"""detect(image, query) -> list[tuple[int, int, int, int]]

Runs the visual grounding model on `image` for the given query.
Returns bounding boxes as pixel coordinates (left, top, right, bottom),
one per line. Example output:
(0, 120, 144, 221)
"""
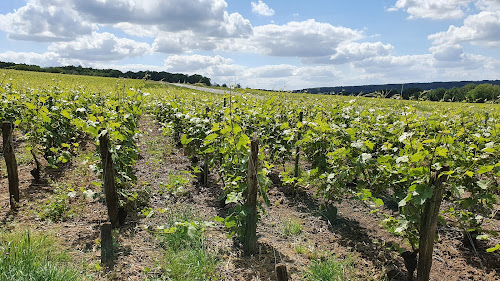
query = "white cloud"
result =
(429, 11, 500, 47)
(295, 66, 340, 81)
(0, 0, 95, 41)
(349, 49, 500, 85)
(249, 19, 363, 57)
(74, 0, 252, 38)
(246, 65, 296, 78)
(113, 23, 160, 38)
(86, 63, 166, 73)
(388, 0, 472, 20)
(0, 51, 60, 66)
(152, 31, 219, 54)
(48, 32, 151, 61)
(0, 0, 252, 42)
(329, 42, 394, 64)
(160, 54, 341, 89)
(251, 1, 275, 17)
(164, 54, 232, 72)
(475, 0, 500, 11)
(430, 43, 464, 61)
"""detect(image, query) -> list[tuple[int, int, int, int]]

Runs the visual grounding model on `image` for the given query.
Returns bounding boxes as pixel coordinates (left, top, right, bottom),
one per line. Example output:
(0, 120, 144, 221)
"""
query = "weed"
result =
(40, 182, 73, 222)
(293, 242, 328, 260)
(294, 244, 307, 254)
(0, 230, 82, 280)
(159, 172, 192, 196)
(281, 218, 303, 236)
(156, 206, 221, 280)
(305, 255, 357, 281)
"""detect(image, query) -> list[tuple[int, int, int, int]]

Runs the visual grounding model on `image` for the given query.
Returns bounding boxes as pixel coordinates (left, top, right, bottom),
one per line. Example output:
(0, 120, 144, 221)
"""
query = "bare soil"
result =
(1, 116, 499, 280)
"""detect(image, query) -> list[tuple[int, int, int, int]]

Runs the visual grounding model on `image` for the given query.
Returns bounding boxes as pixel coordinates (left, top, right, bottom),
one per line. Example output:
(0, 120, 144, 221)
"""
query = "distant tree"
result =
(443, 87, 459, 102)
(402, 88, 422, 100)
(200, 77, 211, 86)
(425, 88, 446, 101)
(108, 69, 122, 78)
(466, 84, 500, 103)
(0, 61, 16, 68)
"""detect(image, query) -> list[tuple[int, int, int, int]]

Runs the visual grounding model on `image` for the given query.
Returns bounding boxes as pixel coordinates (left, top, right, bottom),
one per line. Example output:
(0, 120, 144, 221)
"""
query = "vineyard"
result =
(0, 69, 499, 280)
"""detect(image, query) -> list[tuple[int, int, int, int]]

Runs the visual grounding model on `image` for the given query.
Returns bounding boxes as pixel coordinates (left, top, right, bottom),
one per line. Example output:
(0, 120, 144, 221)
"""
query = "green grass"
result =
(0, 231, 82, 281)
(281, 218, 303, 236)
(156, 206, 221, 280)
(305, 255, 357, 281)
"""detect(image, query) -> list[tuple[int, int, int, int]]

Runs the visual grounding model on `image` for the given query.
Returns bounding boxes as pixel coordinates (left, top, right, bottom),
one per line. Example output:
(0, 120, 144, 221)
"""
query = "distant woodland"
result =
(0, 61, 211, 86)
(2, 60, 499, 103)
(298, 80, 500, 103)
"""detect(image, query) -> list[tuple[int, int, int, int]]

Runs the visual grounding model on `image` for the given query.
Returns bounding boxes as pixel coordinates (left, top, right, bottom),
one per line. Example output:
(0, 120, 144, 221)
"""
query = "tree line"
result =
(299, 83, 500, 104)
(0, 61, 211, 86)
(368, 84, 500, 103)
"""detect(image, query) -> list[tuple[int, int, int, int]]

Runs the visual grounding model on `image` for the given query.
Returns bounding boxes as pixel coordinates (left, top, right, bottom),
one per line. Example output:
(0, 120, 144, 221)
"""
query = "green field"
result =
(1, 69, 499, 280)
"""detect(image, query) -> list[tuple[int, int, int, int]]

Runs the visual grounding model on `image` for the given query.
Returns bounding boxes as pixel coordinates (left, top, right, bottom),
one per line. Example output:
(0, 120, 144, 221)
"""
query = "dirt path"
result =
(171, 83, 231, 95)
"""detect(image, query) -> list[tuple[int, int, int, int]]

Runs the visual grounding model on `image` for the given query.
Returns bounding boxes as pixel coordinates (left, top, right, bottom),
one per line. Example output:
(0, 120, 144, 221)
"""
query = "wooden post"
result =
(244, 135, 259, 255)
(202, 106, 210, 186)
(416, 164, 449, 281)
(276, 264, 289, 281)
(2, 121, 19, 210)
(202, 156, 209, 186)
(101, 222, 113, 266)
(294, 111, 303, 178)
(99, 131, 119, 227)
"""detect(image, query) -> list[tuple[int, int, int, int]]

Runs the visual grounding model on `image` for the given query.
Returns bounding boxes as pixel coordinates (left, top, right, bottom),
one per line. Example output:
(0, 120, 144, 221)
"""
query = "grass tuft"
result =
(281, 218, 303, 237)
(0, 230, 81, 281)
(155, 206, 221, 280)
(305, 255, 357, 281)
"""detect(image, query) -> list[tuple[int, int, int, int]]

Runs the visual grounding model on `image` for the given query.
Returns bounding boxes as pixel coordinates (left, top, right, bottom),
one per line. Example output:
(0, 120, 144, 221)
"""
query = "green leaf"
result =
(111, 131, 126, 142)
(61, 109, 71, 119)
(410, 152, 425, 163)
(224, 219, 236, 229)
(409, 167, 424, 177)
(476, 234, 489, 240)
(465, 171, 474, 178)
(237, 134, 250, 149)
(364, 140, 374, 150)
(181, 134, 192, 145)
(487, 244, 500, 253)
(482, 147, 495, 153)
(477, 180, 490, 190)
(435, 147, 448, 157)
(394, 220, 408, 235)
(204, 133, 218, 143)
(477, 165, 494, 175)
(413, 184, 433, 205)
(212, 216, 225, 223)
(374, 198, 384, 207)
(437, 215, 446, 226)
(345, 128, 356, 137)
(398, 194, 411, 207)
(233, 124, 242, 135)
(25, 102, 36, 110)
(225, 191, 243, 204)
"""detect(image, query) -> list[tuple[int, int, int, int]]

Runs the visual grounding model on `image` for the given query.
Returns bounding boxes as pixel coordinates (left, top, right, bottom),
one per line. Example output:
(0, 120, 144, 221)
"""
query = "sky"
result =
(0, 0, 499, 90)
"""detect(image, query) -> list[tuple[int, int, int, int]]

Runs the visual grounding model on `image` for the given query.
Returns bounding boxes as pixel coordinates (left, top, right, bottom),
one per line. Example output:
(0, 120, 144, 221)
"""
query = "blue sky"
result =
(0, 0, 499, 90)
